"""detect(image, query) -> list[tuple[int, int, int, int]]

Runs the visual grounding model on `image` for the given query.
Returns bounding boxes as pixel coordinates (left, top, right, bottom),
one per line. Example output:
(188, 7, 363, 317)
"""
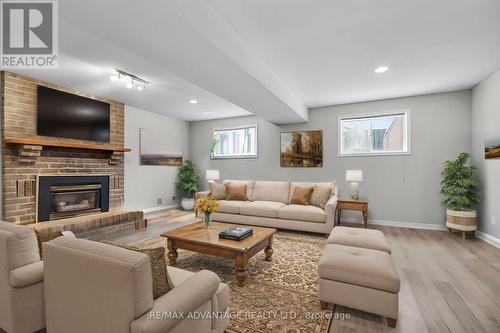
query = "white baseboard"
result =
(341, 217, 447, 231)
(342, 218, 500, 249)
(142, 204, 179, 214)
(476, 231, 500, 249)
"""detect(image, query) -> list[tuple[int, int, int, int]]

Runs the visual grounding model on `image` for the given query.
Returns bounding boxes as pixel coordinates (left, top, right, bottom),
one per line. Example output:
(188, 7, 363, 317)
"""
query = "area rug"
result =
(132, 232, 332, 333)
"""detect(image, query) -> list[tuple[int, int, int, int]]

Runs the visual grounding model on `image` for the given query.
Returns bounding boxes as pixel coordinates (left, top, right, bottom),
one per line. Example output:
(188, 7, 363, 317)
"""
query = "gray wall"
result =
(125, 106, 190, 211)
(190, 90, 472, 227)
(472, 69, 500, 239)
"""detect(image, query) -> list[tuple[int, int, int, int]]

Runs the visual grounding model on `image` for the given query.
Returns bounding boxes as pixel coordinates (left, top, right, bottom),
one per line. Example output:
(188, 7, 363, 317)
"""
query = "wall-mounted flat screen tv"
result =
(37, 86, 110, 142)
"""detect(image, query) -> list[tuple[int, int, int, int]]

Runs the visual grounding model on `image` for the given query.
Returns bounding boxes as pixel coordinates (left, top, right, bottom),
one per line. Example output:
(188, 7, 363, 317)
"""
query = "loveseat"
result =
(196, 180, 338, 235)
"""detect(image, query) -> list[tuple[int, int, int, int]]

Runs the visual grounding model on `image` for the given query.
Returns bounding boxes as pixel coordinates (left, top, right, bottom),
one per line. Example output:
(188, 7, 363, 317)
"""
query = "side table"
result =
(336, 197, 369, 228)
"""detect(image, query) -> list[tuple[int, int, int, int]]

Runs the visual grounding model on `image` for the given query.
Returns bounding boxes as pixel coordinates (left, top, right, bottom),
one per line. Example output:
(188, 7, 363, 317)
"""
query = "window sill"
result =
(211, 155, 258, 160)
(338, 152, 412, 157)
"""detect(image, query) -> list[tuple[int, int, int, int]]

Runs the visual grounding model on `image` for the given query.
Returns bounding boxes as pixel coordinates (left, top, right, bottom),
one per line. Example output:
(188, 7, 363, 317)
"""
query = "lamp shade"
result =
(205, 169, 220, 181)
(345, 170, 363, 182)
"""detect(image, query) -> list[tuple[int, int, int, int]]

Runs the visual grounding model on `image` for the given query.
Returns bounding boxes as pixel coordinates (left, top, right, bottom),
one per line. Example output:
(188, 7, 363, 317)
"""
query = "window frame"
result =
(338, 109, 411, 157)
(211, 124, 258, 159)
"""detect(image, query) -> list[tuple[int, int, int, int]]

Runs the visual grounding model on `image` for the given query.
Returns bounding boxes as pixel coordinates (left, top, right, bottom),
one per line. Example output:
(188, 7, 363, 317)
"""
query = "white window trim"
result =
(211, 124, 258, 159)
(338, 109, 412, 157)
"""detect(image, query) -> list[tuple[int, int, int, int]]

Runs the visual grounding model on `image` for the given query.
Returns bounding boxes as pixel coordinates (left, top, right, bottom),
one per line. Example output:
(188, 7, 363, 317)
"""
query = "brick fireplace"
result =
(1, 72, 126, 224)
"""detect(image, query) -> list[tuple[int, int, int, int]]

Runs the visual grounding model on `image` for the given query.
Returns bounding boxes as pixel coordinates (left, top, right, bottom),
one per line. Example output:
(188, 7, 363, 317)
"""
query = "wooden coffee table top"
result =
(161, 221, 276, 253)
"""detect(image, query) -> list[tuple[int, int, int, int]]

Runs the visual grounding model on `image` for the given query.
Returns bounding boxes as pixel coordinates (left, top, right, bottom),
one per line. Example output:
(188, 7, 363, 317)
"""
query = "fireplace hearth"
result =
(37, 175, 110, 222)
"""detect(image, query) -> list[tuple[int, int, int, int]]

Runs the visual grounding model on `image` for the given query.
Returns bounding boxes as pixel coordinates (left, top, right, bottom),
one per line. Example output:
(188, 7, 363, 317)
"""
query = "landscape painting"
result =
(485, 138, 500, 159)
(140, 128, 183, 166)
(280, 130, 323, 167)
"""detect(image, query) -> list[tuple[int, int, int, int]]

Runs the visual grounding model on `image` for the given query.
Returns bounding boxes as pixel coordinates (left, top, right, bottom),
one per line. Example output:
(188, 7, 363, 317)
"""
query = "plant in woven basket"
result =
(440, 152, 479, 211)
(176, 160, 200, 210)
(195, 196, 220, 228)
(441, 152, 479, 239)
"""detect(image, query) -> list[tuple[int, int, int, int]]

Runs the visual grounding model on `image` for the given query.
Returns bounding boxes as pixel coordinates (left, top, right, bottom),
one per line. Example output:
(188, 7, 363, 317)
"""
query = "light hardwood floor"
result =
(329, 224, 500, 333)
(102, 211, 500, 333)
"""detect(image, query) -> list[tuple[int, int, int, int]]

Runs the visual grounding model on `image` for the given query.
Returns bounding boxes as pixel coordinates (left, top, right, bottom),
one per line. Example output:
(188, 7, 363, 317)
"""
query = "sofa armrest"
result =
(9, 261, 44, 288)
(324, 195, 338, 233)
(131, 270, 220, 333)
(195, 191, 211, 200)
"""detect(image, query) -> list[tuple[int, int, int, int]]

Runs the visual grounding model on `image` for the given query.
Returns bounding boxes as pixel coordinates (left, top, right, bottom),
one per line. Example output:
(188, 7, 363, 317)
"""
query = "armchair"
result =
(0, 222, 45, 333)
(43, 237, 226, 333)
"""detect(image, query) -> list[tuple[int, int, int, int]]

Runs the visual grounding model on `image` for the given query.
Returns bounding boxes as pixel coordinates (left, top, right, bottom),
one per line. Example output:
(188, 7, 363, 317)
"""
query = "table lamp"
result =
(205, 169, 220, 183)
(345, 170, 363, 199)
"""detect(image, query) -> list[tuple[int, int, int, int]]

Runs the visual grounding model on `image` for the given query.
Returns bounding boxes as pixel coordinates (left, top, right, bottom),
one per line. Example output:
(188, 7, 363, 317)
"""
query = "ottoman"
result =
(319, 244, 400, 327)
(326, 226, 391, 254)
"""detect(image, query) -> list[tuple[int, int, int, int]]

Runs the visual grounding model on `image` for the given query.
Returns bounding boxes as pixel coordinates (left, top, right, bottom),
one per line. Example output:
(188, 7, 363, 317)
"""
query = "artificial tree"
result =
(440, 152, 479, 238)
(176, 160, 200, 210)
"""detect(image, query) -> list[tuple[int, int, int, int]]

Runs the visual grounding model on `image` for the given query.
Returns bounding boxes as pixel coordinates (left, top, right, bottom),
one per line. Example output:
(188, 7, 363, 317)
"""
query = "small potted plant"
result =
(195, 196, 220, 228)
(440, 152, 479, 239)
(176, 160, 200, 210)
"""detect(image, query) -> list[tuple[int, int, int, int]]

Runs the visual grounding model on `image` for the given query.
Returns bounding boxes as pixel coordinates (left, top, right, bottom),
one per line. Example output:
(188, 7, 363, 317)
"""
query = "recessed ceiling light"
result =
(189, 99, 198, 104)
(374, 66, 389, 73)
(203, 111, 214, 115)
(109, 75, 119, 82)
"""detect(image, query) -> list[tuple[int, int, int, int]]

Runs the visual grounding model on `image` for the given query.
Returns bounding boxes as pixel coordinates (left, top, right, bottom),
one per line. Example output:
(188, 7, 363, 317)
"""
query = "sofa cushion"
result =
(251, 181, 290, 204)
(0, 222, 41, 271)
(310, 185, 332, 209)
(290, 186, 313, 205)
(226, 184, 247, 201)
(210, 182, 227, 200)
(216, 200, 247, 214)
(319, 244, 400, 293)
(278, 204, 326, 223)
(288, 182, 336, 203)
(223, 180, 255, 201)
(240, 201, 286, 218)
(327, 226, 391, 254)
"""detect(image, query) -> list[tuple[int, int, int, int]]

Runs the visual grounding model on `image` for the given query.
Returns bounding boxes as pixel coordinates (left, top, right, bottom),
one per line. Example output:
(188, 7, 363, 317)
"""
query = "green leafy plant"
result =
(210, 137, 219, 158)
(176, 160, 200, 198)
(440, 152, 479, 211)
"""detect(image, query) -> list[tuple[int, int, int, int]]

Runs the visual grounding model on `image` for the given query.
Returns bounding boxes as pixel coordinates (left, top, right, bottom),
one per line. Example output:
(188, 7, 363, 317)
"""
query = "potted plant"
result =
(176, 160, 200, 210)
(440, 152, 479, 239)
(195, 196, 220, 228)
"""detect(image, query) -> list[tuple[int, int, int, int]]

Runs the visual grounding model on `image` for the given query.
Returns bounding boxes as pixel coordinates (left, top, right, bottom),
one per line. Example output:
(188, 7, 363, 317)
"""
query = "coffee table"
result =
(161, 221, 276, 287)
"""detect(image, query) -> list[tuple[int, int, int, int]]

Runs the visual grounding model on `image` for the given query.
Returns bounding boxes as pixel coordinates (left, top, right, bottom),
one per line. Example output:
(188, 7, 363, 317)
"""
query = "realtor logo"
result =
(1, 0, 58, 68)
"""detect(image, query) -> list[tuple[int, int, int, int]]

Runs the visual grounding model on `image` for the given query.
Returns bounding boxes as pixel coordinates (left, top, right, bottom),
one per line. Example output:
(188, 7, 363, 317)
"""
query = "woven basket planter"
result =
(446, 209, 477, 239)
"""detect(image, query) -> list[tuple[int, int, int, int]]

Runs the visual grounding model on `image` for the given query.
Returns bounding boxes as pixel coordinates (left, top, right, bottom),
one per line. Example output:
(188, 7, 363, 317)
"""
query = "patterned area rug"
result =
(133, 232, 331, 333)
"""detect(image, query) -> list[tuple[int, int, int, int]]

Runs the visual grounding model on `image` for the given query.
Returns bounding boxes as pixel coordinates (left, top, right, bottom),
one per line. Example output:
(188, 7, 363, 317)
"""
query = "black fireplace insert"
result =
(37, 175, 109, 222)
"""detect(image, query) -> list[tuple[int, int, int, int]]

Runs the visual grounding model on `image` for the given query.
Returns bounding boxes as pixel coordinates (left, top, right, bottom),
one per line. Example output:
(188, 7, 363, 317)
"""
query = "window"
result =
(212, 125, 257, 158)
(339, 110, 410, 156)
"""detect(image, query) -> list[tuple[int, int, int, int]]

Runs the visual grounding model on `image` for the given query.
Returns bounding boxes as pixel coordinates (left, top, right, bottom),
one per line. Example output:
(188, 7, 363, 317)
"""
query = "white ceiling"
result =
(6, 0, 500, 123)
(207, 0, 500, 108)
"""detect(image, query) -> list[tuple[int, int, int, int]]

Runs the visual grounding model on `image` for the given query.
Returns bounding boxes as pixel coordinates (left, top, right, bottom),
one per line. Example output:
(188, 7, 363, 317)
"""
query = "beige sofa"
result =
(197, 180, 338, 235)
(43, 236, 229, 333)
(0, 222, 45, 333)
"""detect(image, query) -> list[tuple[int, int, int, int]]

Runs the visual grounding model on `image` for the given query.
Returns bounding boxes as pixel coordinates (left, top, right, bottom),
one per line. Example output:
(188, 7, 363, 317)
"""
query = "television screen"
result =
(37, 86, 110, 142)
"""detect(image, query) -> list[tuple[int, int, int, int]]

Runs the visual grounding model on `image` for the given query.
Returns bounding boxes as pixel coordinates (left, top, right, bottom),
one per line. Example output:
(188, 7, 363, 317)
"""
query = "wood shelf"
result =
(4, 137, 131, 152)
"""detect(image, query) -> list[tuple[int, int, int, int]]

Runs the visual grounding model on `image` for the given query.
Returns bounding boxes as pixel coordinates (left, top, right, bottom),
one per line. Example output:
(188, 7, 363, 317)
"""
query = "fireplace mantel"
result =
(4, 137, 131, 152)
(4, 137, 131, 165)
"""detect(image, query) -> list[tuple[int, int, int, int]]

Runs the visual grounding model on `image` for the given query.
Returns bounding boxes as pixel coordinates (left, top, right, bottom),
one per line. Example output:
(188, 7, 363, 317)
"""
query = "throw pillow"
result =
(36, 230, 63, 257)
(310, 185, 332, 209)
(226, 184, 247, 201)
(290, 186, 314, 205)
(126, 246, 173, 299)
(210, 182, 227, 200)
